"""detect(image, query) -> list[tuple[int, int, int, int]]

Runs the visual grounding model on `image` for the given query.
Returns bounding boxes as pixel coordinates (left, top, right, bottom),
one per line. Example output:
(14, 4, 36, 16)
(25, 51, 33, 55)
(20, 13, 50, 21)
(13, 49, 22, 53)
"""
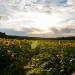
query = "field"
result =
(0, 38, 75, 75)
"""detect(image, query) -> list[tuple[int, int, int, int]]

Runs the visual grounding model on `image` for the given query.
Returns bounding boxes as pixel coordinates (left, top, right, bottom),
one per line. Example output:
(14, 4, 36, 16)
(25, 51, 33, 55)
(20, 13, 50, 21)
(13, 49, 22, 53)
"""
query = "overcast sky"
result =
(0, 0, 75, 37)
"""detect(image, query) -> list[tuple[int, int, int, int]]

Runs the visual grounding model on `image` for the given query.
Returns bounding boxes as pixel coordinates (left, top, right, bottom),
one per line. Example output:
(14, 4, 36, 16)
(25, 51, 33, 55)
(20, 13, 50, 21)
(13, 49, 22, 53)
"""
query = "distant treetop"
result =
(0, 32, 6, 38)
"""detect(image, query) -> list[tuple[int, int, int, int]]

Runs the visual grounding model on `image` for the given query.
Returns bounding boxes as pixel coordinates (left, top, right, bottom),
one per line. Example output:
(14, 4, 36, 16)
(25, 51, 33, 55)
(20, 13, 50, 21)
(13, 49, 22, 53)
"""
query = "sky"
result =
(0, 0, 75, 37)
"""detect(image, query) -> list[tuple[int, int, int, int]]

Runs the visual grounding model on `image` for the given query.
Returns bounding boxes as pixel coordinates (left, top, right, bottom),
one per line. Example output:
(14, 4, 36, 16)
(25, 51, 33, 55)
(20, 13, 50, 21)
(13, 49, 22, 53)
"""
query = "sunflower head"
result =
(3, 40, 10, 46)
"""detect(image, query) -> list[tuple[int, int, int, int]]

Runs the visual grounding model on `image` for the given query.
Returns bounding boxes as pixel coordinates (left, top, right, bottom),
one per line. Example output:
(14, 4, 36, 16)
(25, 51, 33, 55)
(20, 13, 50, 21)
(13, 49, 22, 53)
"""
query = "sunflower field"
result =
(0, 38, 75, 75)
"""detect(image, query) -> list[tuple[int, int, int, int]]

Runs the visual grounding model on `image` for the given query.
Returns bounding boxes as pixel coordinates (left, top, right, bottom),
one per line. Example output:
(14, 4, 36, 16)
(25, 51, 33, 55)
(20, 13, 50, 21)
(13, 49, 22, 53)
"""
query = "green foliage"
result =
(0, 39, 75, 75)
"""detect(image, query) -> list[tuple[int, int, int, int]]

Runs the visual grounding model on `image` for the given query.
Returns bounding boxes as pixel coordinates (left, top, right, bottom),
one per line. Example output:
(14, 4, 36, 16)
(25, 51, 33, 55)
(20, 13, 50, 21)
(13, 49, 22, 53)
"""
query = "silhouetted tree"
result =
(0, 32, 7, 38)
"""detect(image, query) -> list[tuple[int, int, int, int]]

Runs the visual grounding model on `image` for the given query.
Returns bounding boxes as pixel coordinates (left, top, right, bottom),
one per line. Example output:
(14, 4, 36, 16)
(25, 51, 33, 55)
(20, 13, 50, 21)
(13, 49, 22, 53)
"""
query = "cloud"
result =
(50, 24, 75, 37)
(21, 27, 42, 34)
(0, 16, 8, 21)
(0, 27, 43, 36)
(0, 28, 25, 36)
(0, 0, 75, 37)
(0, 25, 75, 38)
(67, 0, 75, 5)
(0, 27, 53, 38)
(0, 0, 68, 15)
(32, 0, 67, 6)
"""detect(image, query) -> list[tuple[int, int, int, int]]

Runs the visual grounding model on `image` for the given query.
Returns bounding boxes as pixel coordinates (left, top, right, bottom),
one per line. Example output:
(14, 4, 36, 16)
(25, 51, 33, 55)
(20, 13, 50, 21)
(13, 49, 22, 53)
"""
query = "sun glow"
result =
(31, 30, 52, 34)
(29, 12, 64, 30)
(9, 11, 63, 30)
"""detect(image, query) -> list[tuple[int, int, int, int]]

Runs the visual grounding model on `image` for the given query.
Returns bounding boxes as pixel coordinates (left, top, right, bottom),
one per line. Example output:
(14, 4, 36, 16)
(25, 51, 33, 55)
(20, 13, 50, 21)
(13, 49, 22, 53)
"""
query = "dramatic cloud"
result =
(0, 0, 75, 37)
(50, 24, 75, 37)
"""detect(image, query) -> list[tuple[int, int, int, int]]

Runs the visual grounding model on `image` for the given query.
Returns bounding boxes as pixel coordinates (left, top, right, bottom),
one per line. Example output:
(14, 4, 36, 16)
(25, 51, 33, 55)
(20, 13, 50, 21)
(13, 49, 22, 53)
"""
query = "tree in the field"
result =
(0, 32, 6, 38)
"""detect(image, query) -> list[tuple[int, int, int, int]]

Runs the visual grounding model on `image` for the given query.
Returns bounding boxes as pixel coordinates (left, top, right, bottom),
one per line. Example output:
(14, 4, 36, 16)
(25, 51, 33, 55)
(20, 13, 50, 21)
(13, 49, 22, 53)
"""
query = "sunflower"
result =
(3, 40, 10, 46)
(11, 40, 16, 45)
